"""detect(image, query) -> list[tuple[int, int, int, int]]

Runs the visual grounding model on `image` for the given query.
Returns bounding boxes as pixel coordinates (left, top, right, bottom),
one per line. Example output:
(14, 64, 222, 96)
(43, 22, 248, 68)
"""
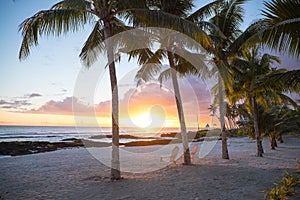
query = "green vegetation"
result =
(264, 171, 299, 200)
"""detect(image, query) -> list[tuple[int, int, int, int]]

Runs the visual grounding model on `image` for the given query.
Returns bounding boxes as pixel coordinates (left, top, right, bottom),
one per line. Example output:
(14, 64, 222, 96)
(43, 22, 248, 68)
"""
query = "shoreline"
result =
(2, 130, 297, 157)
(0, 138, 184, 156)
(0, 130, 213, 156)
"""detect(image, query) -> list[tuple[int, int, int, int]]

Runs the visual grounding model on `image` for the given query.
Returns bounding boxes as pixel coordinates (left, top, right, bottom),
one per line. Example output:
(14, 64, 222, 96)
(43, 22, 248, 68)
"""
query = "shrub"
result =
(266, 183, 287, 200)
(264, 172, 299, 200)
(280, 172, 299, 195)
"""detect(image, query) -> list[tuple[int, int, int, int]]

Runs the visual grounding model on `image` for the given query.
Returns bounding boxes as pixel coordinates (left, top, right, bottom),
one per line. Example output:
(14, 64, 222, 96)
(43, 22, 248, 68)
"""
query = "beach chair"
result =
(160, 146, 179, 164)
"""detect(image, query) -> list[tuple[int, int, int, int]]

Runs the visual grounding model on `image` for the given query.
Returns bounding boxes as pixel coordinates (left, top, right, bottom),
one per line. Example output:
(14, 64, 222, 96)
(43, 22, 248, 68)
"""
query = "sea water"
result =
(0, 125, 182, 143)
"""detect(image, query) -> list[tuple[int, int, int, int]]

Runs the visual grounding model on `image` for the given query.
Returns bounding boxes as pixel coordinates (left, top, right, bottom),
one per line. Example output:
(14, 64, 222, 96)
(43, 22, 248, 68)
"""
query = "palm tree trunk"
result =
(104, 21, 121, 180)
(167, 52, 191, 165)
(252, 96, 263, 157)
(270, 133, 277, 150)
(218, 74, 229, 159)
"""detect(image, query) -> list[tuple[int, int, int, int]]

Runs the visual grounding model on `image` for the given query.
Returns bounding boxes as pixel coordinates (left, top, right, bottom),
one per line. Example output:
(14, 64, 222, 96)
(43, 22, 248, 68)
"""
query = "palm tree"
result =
(18, 0, 149, 180)
(229, 46, 298, 156)
(203, 0, 253, 159)
(133, 0, 217, 165)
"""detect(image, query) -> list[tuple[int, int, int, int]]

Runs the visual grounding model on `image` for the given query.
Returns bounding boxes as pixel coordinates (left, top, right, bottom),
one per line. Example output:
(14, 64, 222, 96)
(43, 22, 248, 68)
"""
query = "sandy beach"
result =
(1, 135, 300, 200)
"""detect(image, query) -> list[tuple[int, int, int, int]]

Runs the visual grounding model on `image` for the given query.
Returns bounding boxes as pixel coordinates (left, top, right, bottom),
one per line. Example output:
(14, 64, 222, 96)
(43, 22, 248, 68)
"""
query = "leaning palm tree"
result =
(133, 0, 218, 165)
(18, 0, 149, 180)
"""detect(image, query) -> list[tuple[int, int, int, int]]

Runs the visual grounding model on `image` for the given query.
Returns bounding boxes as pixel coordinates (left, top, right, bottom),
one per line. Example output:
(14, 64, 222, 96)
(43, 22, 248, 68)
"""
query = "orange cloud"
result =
(20, 77, 213, 128)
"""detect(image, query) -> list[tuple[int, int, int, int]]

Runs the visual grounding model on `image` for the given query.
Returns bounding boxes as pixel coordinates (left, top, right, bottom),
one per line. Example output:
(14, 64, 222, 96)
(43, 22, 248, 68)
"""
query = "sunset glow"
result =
(131, 113, 151, 128)
(0, 80, 213, 128)
(0, 1, 222, 129)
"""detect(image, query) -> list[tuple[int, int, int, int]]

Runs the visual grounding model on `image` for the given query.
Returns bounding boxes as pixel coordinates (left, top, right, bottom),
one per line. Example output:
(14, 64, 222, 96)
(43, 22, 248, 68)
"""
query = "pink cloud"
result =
(28, 97, 93, 115)
(26, 77, 212, 123)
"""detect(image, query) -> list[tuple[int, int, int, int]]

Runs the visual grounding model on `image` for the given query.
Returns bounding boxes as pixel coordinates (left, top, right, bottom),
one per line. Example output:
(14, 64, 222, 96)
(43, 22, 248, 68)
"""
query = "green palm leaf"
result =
(187, 0, 222, 22)
(260, 0, 300, 58)
(19, 7, 93, 60)
(262, 69, 300, 92)
(131, 9, 211, 49)
(79, 21, 105, 67)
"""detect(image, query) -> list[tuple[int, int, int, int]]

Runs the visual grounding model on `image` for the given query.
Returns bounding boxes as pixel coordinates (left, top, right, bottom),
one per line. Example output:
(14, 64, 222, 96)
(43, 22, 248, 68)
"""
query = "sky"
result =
(0, 0, 299, 128)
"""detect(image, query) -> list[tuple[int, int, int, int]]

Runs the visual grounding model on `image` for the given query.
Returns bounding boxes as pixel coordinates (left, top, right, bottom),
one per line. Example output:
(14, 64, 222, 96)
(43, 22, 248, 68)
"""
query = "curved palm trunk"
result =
(218, 74, 229, 159)
(167, 52, 191, 165)
(252, 96, 263, 157)
(104, 21, 121, 180)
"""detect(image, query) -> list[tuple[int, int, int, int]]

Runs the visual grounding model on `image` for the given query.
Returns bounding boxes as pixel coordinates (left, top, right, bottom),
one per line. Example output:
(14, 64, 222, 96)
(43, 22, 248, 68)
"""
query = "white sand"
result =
(0, 135, 300, 200)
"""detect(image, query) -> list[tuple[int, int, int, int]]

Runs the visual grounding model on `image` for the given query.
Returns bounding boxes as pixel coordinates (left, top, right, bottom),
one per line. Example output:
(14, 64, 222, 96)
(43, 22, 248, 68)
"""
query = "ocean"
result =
(0, 125, 185, 143)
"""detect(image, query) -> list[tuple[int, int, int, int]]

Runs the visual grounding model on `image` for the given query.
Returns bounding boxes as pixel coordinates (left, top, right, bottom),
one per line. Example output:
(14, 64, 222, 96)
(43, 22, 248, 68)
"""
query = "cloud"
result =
(0, 93, 42, 110)
(28, 97, 93, 115)
(61, 88, 67, 93)
(26, 93, 42, 98)
(1, 106, 15, 109)
(21, 77, 213, 126)
(0, 100, 9, 105)
(0, 99, 31, 109)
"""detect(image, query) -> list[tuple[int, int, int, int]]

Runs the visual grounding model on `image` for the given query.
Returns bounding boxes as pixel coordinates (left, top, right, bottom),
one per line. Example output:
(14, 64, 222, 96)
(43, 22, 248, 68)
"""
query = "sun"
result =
(131, 113, 152, 128)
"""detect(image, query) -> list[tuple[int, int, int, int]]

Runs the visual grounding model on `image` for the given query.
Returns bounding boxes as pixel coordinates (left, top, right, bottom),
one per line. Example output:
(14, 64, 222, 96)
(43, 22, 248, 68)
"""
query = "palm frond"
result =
(160, 0, 193, 18)
(216, 60, 234, 93)
(259, 53, 281, 68)
(116, 0, 149, 26)
(51, 0, 92, 11)
(229, 20, 267, 55)
(197, 21, 226, 42)
(116, 0, 148, 11)
(211, 0, 247, 43)
(231, 57, 256, 73)
(260, 0, 300, 58)
(128, 48, 161, 66)
(79, 20, 105, 67)
(134, 48, 166, 86)
(158, 68, 172, 86)
(275, 93, 298, 108)
(171, 47, 210, 78)
(187, 0, 222, 22)
(131, 9, 211, 49)
(19, 8, 93, 60)
(261, 69, 300, 92)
